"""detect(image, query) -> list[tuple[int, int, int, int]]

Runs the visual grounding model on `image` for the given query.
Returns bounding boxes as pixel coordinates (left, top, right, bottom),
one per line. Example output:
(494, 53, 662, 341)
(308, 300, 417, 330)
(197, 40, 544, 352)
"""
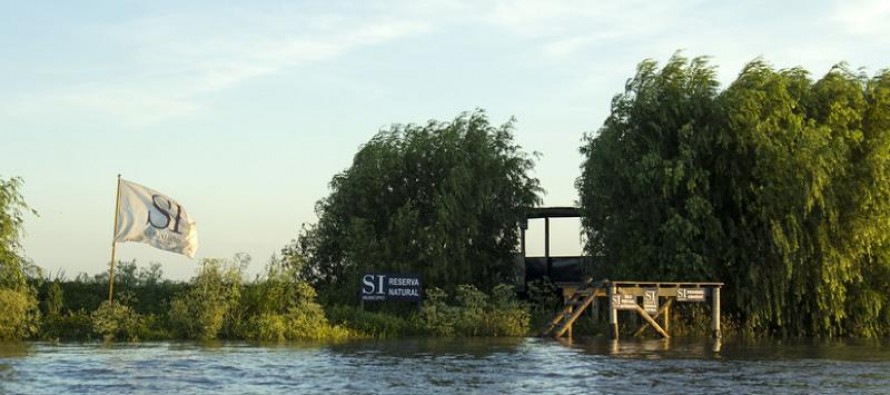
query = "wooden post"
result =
(591, 295, 600, 324)
(566, 304, 574, 338)
(712, 287, 722, 339)
(544, 217, 551, 278)
(664, 298, 670, 335)
(608, 284, 618, 340)
(108, 174, 122, 304)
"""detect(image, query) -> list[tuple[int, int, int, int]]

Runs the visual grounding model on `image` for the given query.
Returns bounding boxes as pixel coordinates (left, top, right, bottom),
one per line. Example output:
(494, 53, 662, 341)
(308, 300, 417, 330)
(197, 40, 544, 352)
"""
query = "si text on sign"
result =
(361, 273, 422, 302)
(643, 288, 658, 314)
(613, 294, 638, 310)
(677, 288, 706, 302)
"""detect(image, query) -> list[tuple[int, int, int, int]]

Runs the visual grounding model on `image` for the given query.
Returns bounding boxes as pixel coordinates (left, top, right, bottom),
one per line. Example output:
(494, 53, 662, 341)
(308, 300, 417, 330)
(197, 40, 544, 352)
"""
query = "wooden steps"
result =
(539, 279, 603, 338)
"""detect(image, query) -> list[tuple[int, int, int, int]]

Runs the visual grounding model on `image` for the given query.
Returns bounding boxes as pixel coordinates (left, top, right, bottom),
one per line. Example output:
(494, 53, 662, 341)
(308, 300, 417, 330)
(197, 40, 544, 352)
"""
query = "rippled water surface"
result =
(2, 338, 889, 394)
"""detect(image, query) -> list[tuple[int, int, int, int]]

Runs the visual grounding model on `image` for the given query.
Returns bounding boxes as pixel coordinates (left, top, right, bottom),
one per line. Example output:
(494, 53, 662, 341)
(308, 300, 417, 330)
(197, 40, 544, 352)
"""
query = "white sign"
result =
(613, 294, 638, 310)
(361, 273, 422, 302)
(677, 288, 706, 302)
(643, 288, 658, 314)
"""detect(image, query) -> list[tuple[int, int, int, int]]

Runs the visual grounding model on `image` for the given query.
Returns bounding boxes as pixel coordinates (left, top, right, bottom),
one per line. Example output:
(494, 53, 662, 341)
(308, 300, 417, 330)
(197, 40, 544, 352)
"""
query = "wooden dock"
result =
(539, 279, 723, 340)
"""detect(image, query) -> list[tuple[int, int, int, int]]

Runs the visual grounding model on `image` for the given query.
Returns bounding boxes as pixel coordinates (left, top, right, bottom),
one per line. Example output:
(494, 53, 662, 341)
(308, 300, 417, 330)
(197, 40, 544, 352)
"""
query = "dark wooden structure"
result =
(519, 206, 593, 284)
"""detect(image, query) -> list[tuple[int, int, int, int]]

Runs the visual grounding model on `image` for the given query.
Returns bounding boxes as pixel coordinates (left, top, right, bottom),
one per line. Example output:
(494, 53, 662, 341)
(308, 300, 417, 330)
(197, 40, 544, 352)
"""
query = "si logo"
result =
(147, 194, 184, 234)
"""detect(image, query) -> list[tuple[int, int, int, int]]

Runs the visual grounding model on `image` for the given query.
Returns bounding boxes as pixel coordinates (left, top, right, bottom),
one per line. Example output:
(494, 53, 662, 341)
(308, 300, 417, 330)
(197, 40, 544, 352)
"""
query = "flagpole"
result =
(108, 174, 122, 304)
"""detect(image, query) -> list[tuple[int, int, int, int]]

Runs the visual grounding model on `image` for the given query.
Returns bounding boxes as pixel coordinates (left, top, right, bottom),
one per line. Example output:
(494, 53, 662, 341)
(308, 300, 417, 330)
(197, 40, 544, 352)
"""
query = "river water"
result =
(1, 337, 889, 394)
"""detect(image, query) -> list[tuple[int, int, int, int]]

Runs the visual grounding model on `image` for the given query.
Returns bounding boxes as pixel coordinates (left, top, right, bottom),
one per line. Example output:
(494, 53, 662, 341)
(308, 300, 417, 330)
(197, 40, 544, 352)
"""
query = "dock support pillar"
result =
(544, 217, 551, 278)
(608, 284, 618, 340)
(566, 304, 574, 339)
(711, 287, 722, 339)
(591, 296, 600, 324)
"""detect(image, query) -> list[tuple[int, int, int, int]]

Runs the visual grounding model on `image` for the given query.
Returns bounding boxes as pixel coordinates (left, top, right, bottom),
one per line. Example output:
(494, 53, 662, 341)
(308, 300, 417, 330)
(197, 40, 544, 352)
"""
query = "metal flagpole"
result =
(108, 174, 122, 304)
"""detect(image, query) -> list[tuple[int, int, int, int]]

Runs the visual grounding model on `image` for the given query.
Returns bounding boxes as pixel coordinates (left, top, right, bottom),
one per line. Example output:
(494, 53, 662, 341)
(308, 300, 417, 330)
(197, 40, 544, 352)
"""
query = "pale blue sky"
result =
(3, 0, 888, 280)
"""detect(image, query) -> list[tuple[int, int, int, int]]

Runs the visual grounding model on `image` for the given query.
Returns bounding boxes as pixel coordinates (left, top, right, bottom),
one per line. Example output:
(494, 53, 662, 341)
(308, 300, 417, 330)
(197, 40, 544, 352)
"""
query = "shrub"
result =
(247, 313, 288, 342)
(419, 284, 529, 337)
(454, 285, 488, 336)
(420, 287, 457, 336)
(168, 257, 243, 340)
(326, 305, 417, 338)
(0, 288, 39, 341)
(53, 309, 93, 340)
(238, 257, 352, 341)
(487, 284, 530, 336)
(91, 301, 143, 342)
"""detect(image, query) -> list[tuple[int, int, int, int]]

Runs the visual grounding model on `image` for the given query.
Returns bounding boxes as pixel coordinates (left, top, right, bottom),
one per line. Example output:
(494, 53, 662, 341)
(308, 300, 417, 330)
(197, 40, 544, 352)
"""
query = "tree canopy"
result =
(290, 110, 542, 303)
(578, 54, 890, 336)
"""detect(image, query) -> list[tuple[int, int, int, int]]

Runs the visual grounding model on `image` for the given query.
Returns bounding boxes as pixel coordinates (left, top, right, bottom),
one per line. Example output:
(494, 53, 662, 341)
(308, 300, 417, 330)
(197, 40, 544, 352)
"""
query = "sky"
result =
(2, 0, 889, 281)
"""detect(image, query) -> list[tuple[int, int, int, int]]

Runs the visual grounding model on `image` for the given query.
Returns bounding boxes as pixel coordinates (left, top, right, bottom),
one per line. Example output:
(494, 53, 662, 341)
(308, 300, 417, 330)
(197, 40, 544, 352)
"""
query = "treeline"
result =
(6, 257, 531, 342)
(578, 53, 890, 337)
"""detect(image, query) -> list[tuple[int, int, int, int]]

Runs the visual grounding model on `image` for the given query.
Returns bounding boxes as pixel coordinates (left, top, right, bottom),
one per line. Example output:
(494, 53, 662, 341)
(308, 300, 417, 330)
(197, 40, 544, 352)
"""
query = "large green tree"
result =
(578, 54, 890, 336)
(291, 110, 542, 303)
(718, 61, 890, 336)
(577, 54, 724, 281)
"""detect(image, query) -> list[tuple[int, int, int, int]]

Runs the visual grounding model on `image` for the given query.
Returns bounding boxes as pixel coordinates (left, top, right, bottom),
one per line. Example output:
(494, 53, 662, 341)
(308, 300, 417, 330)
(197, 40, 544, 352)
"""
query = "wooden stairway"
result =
(539, 279, 603, 338)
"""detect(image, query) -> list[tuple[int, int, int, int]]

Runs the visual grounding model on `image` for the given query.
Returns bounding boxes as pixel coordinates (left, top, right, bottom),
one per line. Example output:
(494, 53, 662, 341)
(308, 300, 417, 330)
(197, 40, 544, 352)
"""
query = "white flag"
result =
(114, 179, 199, 258)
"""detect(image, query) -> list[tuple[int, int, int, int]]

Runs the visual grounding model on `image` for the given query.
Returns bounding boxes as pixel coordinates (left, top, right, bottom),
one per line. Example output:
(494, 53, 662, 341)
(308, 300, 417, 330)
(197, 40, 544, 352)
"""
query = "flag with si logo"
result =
(114, 179, 199, 258)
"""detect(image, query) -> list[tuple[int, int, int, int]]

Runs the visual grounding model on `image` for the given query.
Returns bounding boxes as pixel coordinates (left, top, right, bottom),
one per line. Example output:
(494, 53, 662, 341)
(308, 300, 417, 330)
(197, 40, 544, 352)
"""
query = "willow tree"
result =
(845, 69, 890, 337)
(292, 110, 542, 303)
(577, 54, 725, 281)
(579, 54, 890, 336)
(717, 62, 890, 336)
(0, 176, 40, 340)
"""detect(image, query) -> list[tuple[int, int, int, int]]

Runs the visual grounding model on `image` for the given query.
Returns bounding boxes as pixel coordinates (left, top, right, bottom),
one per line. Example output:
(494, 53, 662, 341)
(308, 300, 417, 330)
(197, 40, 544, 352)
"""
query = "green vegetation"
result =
(578, 53, 890, 337)
(288, 110, 543, 304)
(418, 284, 530, 337)
(91, 301, 143, 342)
(22, 259, 529, 341)
(169, 256, 244, 340)
(0, 176, 40, 341)
(5, 59, 890, 341)
(326, 284, 530, 338)
(235, 256, 351, 342)
(25, 256, 353, 342)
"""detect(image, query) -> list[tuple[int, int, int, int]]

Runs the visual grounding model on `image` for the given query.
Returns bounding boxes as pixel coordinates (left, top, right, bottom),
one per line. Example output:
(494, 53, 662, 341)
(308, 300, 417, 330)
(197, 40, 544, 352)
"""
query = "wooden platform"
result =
(540, 279, 724, 340)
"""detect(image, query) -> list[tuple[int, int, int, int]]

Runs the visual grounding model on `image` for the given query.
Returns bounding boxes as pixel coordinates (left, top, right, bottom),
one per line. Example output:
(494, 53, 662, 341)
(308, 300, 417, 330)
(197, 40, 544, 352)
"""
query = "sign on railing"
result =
(613, 294, 638, 310)
(361, 273, 422, 302)
(677, 288, 706, 302)
(643, 288, 658, 314)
